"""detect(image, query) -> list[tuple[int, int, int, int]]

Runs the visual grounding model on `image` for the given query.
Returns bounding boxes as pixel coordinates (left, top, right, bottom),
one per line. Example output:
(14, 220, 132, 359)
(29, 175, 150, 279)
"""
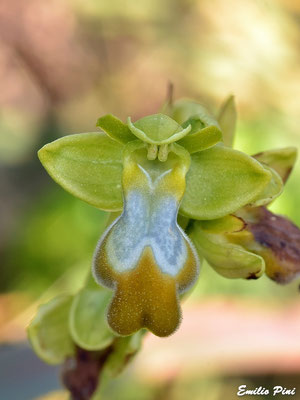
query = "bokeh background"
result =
(1, 0, 300, 399)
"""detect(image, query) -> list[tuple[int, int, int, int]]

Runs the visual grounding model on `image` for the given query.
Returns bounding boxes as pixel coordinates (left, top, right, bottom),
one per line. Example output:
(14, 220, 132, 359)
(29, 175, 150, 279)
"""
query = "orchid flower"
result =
(28, 95, 300, 400)
(38, 100, 281, 337)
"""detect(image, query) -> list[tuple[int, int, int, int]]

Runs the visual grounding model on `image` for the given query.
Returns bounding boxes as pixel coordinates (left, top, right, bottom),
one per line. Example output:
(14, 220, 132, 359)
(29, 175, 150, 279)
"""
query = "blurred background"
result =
(1, 0, 300, 399)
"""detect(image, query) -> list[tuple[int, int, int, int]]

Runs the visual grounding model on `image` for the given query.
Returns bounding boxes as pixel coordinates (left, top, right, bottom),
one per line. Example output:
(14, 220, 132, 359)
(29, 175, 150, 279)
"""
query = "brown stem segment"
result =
(61, 346, 113, 400)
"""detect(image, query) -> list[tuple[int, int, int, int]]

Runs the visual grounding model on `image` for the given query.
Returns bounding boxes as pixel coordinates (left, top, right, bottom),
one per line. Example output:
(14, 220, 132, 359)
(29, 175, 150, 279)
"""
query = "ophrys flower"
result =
(38, 103, 274, 337)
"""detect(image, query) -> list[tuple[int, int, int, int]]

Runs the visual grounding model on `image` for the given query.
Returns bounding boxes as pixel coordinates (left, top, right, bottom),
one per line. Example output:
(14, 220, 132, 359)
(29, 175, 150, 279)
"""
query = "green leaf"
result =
(38, 132, 124, 211)
(247, 164, 283, 207)
(180, 145, 272, 220)
(96, 114, 136, 144)
(190, 222, 265, 279)
(217, 95, 237, 147)
(178, 125, 222, 154)
(253, 147, 297, 184)
(69, 287, 115, 351)
(27, 295, 74, 365)
(128, 114, 191, 145)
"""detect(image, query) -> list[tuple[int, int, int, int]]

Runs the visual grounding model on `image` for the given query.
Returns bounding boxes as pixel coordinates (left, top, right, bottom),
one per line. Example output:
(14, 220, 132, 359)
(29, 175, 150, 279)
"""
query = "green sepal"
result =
(27, 295, 75, 365)
(96, 114, 136, 144)
(127, 114, 191, 145)
(253, 147, 297, 184)
(247, 164, 283, 207)
(69, 286, 115, 351)
(38, 132, 124, 211)
(190, 222, 265, 279)
(217, 95, 237, 147)
(180, 145, 272, 220)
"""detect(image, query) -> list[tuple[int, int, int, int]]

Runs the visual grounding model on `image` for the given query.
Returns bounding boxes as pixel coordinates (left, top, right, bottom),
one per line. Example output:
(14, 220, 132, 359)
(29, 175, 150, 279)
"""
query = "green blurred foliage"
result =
(2, 187, 107, 295)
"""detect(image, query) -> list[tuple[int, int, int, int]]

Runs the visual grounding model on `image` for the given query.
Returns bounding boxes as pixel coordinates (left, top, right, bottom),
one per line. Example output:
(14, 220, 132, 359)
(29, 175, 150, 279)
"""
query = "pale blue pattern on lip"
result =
(105, 189, 187, 276)
(149, 197, 185, 268)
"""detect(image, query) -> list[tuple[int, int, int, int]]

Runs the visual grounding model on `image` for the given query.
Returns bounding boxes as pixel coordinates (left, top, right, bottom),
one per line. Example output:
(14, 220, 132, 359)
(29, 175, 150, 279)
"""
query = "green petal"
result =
(69, 287, 115, 351)
(128, 114, 191, 145)
(190, 222, 265, 279)
(171, 102, 222, 153)
(27, 295, 74, 365)
(253, 147, 297, 184)
(180, 145, 272, 220)
(217, 95, 237, 147)
(177, 125, 222, 154)
(38, 132, 124, 211)
(248, 164, 283, 207)
(96, 114, 136, 144)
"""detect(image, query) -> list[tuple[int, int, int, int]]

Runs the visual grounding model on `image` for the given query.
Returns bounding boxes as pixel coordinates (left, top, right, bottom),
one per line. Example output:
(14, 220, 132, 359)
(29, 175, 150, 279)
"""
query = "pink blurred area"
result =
(1, 0, 300, 122)
(134, 298, 300, 381)
(2, 295, 300, 380)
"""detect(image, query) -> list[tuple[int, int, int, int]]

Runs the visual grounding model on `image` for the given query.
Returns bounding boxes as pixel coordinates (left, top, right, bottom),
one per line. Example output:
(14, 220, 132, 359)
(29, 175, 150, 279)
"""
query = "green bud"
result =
(190, 220, 265, 279)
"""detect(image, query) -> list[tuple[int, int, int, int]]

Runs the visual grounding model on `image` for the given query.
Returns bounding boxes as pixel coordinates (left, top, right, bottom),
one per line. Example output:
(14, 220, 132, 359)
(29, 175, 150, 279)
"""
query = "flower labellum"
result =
(93, 141, 200, 337)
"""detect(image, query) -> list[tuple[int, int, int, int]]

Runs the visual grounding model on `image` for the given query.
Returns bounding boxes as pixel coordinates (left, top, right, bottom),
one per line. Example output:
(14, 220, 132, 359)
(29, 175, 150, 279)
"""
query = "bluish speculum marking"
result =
(106, 190, 187, 276)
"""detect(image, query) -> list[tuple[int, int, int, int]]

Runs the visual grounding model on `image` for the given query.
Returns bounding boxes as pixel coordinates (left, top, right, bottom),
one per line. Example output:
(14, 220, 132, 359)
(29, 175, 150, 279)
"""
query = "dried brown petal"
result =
(244, 207, 300, 284)
(62, 346, 113, 400)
